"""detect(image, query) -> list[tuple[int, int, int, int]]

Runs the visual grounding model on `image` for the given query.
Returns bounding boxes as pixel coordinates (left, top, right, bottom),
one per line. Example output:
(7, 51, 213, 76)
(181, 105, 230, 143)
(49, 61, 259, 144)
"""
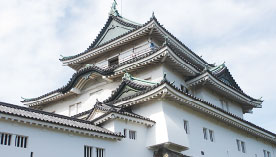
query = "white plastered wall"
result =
(0, 116, 153, 157)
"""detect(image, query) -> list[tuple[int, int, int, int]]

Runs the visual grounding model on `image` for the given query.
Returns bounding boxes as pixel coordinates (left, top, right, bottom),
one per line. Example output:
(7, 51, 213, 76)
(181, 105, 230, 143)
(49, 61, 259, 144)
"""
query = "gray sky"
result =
(0, 0, 275, 132)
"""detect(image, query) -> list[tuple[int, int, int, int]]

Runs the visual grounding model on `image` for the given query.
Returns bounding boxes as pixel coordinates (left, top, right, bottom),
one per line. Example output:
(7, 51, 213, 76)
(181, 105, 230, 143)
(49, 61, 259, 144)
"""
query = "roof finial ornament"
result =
(162, 36, 169, 46)
(122, 71, 132, 80)
(203, 64, 209, 73)
(109, 0, 120, 16)
(152, 11, 155, 19)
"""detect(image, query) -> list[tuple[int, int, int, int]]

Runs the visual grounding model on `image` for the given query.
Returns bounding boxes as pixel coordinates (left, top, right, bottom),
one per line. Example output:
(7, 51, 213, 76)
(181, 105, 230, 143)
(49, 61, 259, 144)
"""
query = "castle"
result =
(1, 2, 275, 157)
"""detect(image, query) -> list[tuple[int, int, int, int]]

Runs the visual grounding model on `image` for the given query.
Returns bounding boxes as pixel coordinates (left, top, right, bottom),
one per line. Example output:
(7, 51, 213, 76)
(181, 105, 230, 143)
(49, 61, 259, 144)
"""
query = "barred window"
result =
(129, 130, 136, 140)
(15, 135, 28, 148)
(96, 148, 104, 157)
(0, 132, 12, 146)
(236, 139, 246, 153)
(209, 130, 214, 142)
(183, 120, 189, 134)
(264, 150, 271, 157)
(203, 128, 208, 140)
(123, 129, 127, 138)
(236, 139, 241, 151)
(84, 145, 92, 157)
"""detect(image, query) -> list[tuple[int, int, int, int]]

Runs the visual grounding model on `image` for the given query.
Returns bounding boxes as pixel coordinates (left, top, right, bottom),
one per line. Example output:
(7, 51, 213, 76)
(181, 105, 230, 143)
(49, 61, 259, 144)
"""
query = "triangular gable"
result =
(103, 74, 156, 103)
(87, 15, 141, 50)
(210, 64, 242, 91)
(90, 109, 106, 121)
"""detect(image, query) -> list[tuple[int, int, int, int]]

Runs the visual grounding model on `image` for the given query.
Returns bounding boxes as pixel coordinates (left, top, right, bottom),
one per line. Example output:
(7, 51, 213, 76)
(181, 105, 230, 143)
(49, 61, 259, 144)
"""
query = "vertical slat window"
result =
(15, 135, 27, 148)
(236, 139, 246, 153)
(264, 150, 271, 157)
(84, 146, 92, 157)
(129, 130, 136, 140)
(96, 148, 104, 157)
(209, 130, 214, 142)
(264, 150, 267, 157)
(241, 141, 246, 153)
(268, 151, 271, 157)
(183, 120, 189, 134)
(236, 139, 241, 151)
(123, 129, 127, 138)
(203, 128, 208, 140)
(0, 132, 12, 146)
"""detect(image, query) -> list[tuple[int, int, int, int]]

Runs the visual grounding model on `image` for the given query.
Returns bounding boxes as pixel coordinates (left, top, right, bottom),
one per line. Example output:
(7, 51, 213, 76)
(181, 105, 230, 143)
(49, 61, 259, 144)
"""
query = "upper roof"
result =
(59, 13, 208, 71)
(0, 101, 123, 139)
(60, 11, 141, 62)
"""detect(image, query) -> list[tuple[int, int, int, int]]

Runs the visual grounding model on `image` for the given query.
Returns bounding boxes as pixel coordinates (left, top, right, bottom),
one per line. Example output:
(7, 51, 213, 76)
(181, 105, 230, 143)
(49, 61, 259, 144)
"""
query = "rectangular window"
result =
(69, 102, 81, 116)
(123, 129, 127, 138)
(0, 132, 12, 146)
(183, 120, 189, 134)
(15, 135, 27, 148)
(84, 145, 92, 157)
(236, 139, 246, 153)
(96, 148, 104, 157)
(264, 150, 271, 157)
(76, 102, 81, 114)
(69, 104, 76, 116)
(108, 56, 118, 67)
(268, 151, 271, 157)
(129, 130, 136, 140)
(236, 139, 241, 151)
(241, 141, 246, 153)
(203, 128, 208, 140)
(209, 130, 214, 142)
(221, 100, 229, 112)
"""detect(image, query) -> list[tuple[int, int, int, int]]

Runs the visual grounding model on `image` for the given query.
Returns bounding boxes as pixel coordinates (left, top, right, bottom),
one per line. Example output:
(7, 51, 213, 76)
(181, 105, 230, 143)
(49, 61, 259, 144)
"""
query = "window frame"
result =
(241, 141, 246, 153)
(183, 120, 189, 134)
(108, 56, 119, 67)
(0, 132, 12, 146)
(209, 129, 215, 142)
(236, 139, 241, 151)
(203, 128, 208, 140)
(129, 130, 136, 140)
(15, 135, 28, 148)
(264, 150, 271, 157)
(236, 139, 246, 153)
(84, 145, 93, 157)
(96, 147, 105, 157)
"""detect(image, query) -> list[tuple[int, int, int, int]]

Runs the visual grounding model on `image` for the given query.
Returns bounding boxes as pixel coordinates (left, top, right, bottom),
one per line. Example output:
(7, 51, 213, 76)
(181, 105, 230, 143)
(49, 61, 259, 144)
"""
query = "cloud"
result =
(0, 0, 275, 132)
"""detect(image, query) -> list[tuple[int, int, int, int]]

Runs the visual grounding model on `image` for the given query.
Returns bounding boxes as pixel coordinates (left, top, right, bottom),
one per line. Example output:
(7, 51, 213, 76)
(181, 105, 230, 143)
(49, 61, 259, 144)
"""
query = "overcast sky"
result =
(0, 0, 275, 132)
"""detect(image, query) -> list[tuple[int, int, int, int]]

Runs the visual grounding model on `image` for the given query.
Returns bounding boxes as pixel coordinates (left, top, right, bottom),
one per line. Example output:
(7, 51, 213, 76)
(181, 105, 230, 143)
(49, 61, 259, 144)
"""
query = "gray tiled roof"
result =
(0, 102, 123, 138)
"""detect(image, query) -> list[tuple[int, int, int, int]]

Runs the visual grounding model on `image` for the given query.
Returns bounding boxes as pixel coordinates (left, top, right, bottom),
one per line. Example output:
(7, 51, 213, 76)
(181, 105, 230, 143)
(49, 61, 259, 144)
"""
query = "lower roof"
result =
(0, 101, 123, 139)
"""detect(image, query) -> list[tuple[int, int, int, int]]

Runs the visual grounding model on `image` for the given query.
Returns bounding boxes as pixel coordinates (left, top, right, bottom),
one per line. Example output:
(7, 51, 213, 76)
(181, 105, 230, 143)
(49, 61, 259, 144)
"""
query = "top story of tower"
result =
(59, 0, 208, 71)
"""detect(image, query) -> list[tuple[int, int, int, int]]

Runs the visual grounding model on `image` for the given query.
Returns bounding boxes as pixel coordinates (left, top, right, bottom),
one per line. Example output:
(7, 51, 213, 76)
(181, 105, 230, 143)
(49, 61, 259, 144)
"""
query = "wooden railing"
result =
(98, 42, 155, 69)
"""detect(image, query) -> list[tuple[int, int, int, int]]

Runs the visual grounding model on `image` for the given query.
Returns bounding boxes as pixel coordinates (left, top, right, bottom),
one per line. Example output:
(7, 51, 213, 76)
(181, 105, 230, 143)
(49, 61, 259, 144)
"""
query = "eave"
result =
(22, 45, 200, 107)
(60, 15, 208, 71)
(22, 65, 114, 107)
(92, 112, 155, 127)
(107, 45, 200, 79)
(60, 19, 154, 70)
(186, 71, 263, 109)
(105, 80, 276, 144)
(0, 102, 123, 140)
